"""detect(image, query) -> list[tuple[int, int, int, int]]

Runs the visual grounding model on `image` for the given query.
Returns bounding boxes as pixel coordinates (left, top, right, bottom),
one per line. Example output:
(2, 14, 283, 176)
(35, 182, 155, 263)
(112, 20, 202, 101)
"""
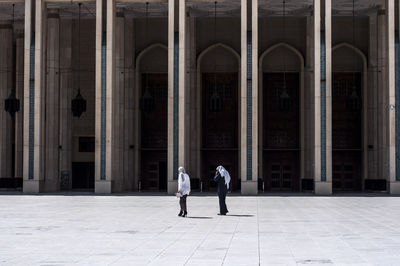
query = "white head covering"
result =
(216, 166, 230, 189)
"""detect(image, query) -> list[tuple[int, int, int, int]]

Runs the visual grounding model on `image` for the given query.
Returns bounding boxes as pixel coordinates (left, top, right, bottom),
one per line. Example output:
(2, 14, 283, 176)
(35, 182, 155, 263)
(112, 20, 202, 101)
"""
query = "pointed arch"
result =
(197, 42, 240, 70)
(136, 43, 168, 71)
(258, 43, 305, 184)
(332, 42, 368, 183)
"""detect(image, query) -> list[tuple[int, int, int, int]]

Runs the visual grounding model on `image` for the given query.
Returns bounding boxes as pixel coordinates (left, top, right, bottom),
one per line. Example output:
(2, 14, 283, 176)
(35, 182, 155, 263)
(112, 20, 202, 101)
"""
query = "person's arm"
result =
(214, 172, 221, 182)
(178, 174, 182, 192)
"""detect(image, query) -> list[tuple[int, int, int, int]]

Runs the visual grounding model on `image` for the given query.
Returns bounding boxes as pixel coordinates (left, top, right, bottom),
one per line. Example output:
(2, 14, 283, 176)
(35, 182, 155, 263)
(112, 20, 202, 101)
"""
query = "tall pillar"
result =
(387, 0, 399, 193)
(0, 21, 13, 180)
(314, 0, 332, 195)
(59, 18, 72, 190)
(240, 0, 247, 191)
(15, 29, 24, 179)
(23, 0, 46, 193)
(95, 0, 115, 193)
(367, 13, 379, 186)
(178, 0, 187, 172)
(44, 8, 60, 192)
(113, 8, 125, 192)
(167, 0, 177, 193)
(123, 18, 135, 191)
(240, 0, 258, 194)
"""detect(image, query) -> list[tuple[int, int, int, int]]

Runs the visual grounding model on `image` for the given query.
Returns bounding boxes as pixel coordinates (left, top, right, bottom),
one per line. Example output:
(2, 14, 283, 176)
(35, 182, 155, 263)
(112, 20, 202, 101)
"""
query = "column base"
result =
(23, 180, 44, 193)
(388, 181, 400, 194)
(95, 180, 113, 194)
(167, 180, 178, 195)
(314, 181, 332, 195)
(241, 181, 258, 195)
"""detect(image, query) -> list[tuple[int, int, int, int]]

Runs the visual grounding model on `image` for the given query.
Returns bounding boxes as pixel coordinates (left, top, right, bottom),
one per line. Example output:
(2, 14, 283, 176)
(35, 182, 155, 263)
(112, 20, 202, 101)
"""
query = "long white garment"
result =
(178, 167, 191, 195)
(217, 166, 231, 189)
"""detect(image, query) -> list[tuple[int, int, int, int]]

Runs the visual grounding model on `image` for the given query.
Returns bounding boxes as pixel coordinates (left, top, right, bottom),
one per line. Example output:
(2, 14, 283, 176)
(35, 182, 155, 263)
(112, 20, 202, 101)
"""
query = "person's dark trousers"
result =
(218, 192, 228, 214)
(180, 195, 187, 212)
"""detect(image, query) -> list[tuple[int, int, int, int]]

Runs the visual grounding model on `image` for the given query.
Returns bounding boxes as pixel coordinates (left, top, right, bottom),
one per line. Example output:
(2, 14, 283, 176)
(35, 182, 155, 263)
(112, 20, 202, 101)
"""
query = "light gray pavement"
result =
(1, 193, 400, 266)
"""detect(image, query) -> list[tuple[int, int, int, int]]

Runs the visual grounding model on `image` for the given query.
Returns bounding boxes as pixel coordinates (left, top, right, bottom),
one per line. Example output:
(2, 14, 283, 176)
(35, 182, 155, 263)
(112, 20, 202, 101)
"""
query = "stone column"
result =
(59, 18, 73, 190)
(15, 29, 24, 179)
(23, 0, 33, 191)
(240, 0, 247, 190)
(313, 0, 322, 193)
(241, 0, 258, 194)
(367, 14, 379, 184)
(44, 8, 60, 192)
(313, 0, 332, 195)
(178, 0, 186, 171)
(113, 8, 125, 192)
(95, 0, 110, 193)
(95, 0, 116, 193)
(167, 0, 177, 194)
(0, 21, 13, 180)
(124, 18, 135, 191)
(23, 0, 46, 193)
(387, 0, 399, 193)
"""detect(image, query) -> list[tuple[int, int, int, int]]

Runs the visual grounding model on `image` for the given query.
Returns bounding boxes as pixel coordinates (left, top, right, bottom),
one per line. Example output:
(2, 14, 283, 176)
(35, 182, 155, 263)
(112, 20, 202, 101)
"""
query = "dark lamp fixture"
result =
(5, 93, 20, 117)
(5, 4, 20, 117)
(71, 3, 86, 118)
(209, 89, 223, 112)
(140, 88, 155, 112)
(71, 89, 87, 117)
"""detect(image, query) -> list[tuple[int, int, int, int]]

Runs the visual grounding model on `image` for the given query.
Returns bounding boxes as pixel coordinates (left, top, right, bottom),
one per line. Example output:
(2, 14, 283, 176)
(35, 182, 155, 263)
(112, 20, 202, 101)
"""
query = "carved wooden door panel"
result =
(140, 73, 168, 191)
(263, 73, 300, 191)
(201, 73, 238, 191)
(332, 73, 362, 191)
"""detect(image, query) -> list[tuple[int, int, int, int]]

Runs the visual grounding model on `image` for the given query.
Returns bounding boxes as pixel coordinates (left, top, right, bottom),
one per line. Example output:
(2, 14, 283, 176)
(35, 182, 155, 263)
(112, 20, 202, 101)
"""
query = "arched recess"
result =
(332, 42, 368, 191)
(196, 43, 241, 190)
(134, 43, 168, 191)
(259, 43, 305, 192)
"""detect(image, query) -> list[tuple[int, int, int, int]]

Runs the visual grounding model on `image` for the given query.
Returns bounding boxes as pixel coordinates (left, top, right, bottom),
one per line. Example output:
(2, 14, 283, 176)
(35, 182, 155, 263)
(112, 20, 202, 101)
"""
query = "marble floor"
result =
(0, 193, 400, 265)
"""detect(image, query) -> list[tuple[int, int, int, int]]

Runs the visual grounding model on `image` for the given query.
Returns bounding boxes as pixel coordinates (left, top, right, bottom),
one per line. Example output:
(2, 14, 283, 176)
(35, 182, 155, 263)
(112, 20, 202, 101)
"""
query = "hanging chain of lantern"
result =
(140, 2, 155, 112)
(4, 4, 20, 117)
(209, 1, 223, 112)
(71, 3, 87, 118)
(347, 0, 361, 111)
(278, 0, 291, 112)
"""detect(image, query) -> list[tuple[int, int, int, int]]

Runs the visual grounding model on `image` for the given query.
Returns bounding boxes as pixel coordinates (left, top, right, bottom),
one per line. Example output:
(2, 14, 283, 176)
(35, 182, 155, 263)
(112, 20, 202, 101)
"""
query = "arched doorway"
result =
(259, 43, 304, 191)
(332, 43, 367, 191)
(197, 43, 240, 191)
(136, 44, 168, 191)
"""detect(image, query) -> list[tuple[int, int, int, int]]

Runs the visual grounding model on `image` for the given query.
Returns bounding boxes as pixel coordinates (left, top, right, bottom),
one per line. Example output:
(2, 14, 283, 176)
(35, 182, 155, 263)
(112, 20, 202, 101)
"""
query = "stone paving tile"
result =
(1, 194, 400, 265)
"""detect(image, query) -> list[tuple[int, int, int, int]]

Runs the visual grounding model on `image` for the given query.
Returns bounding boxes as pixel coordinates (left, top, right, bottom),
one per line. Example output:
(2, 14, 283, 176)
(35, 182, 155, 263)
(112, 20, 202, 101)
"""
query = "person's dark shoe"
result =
(182, 211, 187, 217)
(178, 211, 183, 217)
(218, 213, 226, 216)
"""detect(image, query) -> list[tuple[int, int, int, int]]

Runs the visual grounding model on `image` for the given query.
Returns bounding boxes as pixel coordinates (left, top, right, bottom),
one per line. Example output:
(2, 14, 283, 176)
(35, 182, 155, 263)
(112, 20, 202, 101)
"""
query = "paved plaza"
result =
(1, 193, 400, 265)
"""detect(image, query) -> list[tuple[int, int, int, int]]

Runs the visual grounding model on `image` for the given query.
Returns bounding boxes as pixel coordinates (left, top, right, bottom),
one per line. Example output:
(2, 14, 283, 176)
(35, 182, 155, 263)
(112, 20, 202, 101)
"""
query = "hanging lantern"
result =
(140, 87, 155, 112)
(71, 89, 86, 117)
(209, 88, 223, 112)
(279, 86, 291, 111)
(5, 92, 20, 117)
(71, 3, 86, 118)
(5, 4, 20, 117)
(346, 85, 361, 111)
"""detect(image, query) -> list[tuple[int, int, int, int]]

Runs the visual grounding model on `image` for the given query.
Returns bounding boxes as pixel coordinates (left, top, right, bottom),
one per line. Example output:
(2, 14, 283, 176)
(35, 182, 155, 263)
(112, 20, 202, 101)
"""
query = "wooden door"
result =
(201, 73, 238, 190)
(140, 73, 168, 191)
(332, 72, 362, 191)
(263, 73, 300, 191)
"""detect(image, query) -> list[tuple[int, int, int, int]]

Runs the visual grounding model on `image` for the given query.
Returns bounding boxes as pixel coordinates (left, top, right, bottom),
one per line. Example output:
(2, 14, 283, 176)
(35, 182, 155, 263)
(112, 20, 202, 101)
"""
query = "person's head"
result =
(216, 166, 223, 172)
(178, 167, 185, 174)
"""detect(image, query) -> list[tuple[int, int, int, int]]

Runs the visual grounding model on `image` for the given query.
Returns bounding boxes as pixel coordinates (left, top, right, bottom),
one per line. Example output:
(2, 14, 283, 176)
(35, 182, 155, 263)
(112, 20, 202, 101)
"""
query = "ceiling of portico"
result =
(0, 0, 388, 21)
(0, 3, 25, 23)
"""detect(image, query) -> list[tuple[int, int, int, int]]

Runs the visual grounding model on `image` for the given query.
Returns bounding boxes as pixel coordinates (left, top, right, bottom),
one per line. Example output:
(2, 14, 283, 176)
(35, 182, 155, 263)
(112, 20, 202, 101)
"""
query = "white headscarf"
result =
(216, 166, 230, 189)
(178, 167, 190, 195)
